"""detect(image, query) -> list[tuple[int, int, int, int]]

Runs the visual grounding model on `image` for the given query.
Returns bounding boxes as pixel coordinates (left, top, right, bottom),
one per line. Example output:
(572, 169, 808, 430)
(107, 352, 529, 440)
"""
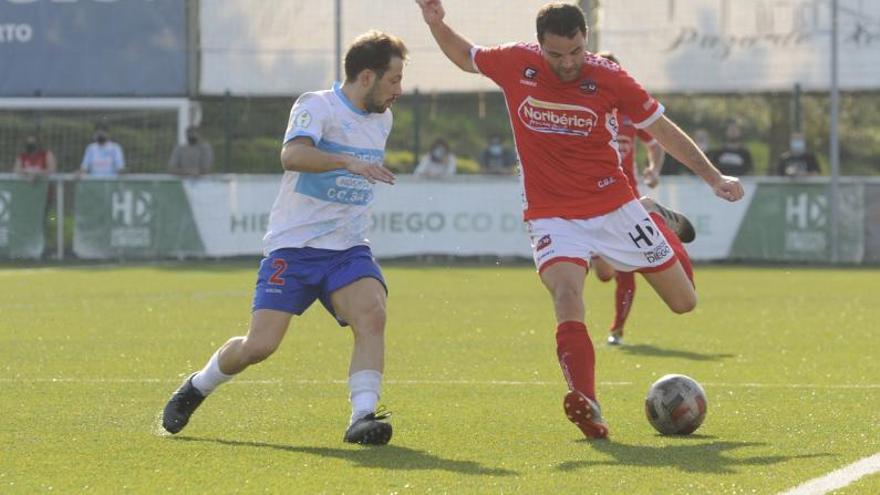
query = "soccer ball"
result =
(644, 374, 707, 435)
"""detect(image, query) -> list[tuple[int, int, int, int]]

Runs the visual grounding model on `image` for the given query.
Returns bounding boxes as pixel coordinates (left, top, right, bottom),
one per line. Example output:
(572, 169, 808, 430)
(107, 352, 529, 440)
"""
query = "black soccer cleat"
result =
(343, 408, 392, 446)
(162, 373, 206, 434)
(642, 197, 696, 243)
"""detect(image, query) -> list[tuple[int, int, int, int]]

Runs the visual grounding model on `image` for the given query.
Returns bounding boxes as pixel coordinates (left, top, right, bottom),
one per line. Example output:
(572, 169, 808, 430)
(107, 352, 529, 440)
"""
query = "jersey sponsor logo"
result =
(597, 176, 617, 189)
(579, 79, 598, 94)
(536, 234, 552, 251)
(517, 96, 598, 137)
(293, 110, 312, 128)
(643, 240, 671, 264)
(627, 219, 659, 249)
(295, 170, 373, 206)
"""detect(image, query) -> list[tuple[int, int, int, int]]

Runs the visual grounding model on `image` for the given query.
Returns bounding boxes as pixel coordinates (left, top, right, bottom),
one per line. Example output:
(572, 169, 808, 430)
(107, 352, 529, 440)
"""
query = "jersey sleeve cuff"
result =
(633, 103, 665, 129)
(284, 130, 320, 145)
(470, 45, 484, 75)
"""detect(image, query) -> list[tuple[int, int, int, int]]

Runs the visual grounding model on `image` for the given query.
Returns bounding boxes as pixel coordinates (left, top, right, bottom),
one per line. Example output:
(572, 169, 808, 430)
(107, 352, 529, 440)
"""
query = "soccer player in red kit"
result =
(591, 51, 670, 346)
(416, 0, 743, 439)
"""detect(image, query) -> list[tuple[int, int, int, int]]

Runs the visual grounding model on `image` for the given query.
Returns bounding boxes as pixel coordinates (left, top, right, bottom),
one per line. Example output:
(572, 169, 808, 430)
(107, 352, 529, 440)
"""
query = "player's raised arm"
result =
(415, 0, 478, 73)
(645, 115, 744, 202)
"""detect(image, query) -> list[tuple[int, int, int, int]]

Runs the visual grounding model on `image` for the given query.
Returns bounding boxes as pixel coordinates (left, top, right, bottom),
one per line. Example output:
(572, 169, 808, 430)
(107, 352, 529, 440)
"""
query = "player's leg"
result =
(640, 196, 695, 285)
(592, 255, 635, 345)
(539, 261, 609, 439)
(640, 261, 696, 314)
(162, 251, 309, 435)
(321, 247, 392, 445)
(640, 196, 695, 243)
(591, 255, 616, 282)
(162, 309, 292, 434)
(608, 270, 636, 345)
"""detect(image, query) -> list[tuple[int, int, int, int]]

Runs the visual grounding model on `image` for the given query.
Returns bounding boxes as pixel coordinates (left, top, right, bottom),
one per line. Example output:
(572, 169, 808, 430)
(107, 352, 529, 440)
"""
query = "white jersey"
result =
(262, 83, 392, 255)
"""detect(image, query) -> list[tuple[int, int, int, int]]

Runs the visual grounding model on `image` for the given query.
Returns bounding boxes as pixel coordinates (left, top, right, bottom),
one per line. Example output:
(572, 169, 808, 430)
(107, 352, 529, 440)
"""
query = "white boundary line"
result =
(0, 377, 879, 389)
(779, 453, 880, 495)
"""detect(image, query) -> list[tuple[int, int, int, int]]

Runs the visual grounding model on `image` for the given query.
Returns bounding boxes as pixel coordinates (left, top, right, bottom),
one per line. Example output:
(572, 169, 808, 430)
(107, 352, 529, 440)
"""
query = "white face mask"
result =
(790, 139, 806, 154)
(488, 144, 503, 155)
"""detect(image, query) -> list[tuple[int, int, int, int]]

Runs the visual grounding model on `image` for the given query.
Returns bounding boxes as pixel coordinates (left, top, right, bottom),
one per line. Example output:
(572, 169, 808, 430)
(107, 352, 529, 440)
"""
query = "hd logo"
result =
(110, 189, 153, 248)
(0, 190, 10, 247)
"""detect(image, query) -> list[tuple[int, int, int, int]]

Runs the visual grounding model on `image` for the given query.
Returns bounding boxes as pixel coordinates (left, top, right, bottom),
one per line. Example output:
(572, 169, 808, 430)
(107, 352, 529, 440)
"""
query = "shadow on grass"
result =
(613, 343, 735, 361)
(171, 436, 518, 476)
(557, 439, 831, 474)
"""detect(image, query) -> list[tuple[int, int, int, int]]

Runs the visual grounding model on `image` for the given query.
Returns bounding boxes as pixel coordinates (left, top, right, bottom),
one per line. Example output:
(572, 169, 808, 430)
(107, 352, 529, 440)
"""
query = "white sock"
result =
(191, 351, 233, 396)
(348, 369, 382, 424)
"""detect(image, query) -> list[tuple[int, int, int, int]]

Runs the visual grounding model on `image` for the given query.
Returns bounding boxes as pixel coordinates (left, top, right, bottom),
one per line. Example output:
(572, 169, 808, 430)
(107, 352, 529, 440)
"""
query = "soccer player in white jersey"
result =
(162, 31, 407, 445)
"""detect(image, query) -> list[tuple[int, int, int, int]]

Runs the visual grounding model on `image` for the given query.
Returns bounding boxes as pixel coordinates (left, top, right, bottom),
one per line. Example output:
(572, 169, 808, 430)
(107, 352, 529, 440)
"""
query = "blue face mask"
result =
(790, 139, 806, 154)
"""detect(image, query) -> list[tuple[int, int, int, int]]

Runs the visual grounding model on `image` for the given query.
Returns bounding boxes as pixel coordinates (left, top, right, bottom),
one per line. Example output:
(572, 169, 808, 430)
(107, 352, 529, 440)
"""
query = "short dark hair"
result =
(344, 30, 408, 82)
(536, 3, 587, 43)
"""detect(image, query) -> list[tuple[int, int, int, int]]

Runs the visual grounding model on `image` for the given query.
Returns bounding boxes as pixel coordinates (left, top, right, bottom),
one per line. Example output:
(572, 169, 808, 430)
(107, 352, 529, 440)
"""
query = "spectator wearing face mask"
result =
(78, 124, 125, 177)
(414, 138, 456, 179)
(13, 135, 57, 181)
(168, 126, 214, 177)
(776, 131, 820, 177)
(479, 134, 517, 175)
(707, 120, 753, 176)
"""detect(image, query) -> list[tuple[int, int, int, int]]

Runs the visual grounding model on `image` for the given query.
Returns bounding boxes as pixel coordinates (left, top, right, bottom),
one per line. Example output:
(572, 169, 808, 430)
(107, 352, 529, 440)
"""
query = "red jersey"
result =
(616, 112, 656, 197)
(472, 43, 664, 220)
(18, 150, 51, 172)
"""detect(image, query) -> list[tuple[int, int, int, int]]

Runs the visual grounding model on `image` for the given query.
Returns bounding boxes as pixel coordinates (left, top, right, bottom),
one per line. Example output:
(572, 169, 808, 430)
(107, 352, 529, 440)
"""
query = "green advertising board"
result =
(0, 179, 49, 259)
(73, 180, 204, 259)
(730, 183, 864, 263)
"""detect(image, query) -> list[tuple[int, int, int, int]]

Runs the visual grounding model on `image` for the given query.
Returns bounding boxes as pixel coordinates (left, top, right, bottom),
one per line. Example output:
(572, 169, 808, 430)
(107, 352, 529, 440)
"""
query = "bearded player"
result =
(416, 0, 743, 439)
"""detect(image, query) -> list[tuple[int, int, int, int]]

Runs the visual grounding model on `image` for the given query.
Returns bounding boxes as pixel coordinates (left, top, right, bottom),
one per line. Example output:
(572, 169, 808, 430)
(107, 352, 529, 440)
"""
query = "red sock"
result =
(611, 271, 636, 334)
(556, 321, 596, 400)
(649, 212, 694, 286)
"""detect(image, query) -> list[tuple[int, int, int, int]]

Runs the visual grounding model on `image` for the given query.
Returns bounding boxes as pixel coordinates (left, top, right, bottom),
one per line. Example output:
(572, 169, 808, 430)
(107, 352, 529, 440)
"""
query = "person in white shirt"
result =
(78, 124, 125, 177)
(162, 31, 407, 446)
(414, 138, 457, 178)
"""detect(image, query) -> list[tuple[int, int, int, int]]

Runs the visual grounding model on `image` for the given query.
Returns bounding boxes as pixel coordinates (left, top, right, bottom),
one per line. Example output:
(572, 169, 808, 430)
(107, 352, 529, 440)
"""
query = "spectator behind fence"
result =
(661, 128, 707, 176)
(78, 124, 125, 177)
(168, 126, 214, 177)
(13, 135, 57, 181)
(479, 134, 517, 174)
(707, 120, 753, 176)
(413, 138, 456, 178)
(776, 131, 820, 177)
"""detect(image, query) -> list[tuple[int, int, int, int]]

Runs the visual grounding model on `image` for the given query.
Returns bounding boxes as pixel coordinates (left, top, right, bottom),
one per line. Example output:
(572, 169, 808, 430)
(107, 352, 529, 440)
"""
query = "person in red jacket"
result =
(13, 136, 57, 180)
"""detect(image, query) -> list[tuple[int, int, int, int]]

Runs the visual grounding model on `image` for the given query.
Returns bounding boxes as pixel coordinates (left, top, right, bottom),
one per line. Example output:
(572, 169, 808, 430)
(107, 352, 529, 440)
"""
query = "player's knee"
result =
(350, 305, 386, 337)
(241, 337, 280, 364)
(669, 293, 697, 314)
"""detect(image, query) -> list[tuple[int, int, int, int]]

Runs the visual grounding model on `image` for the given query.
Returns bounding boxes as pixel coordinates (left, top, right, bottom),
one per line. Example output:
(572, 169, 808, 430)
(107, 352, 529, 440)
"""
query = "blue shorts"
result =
(251, 245, 386, 326)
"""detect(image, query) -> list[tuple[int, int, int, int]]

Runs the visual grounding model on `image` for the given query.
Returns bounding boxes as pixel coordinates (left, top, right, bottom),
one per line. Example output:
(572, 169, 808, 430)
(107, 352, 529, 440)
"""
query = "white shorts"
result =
(527, 199, 676, 274)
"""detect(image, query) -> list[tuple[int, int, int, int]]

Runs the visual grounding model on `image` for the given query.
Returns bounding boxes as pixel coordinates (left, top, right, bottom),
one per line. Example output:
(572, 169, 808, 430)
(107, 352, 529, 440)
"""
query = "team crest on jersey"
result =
(579, 79, 598, 94)
(517, 96, 597, 137)
(293, 110, 312, 128)
(523, 67, 538, 79)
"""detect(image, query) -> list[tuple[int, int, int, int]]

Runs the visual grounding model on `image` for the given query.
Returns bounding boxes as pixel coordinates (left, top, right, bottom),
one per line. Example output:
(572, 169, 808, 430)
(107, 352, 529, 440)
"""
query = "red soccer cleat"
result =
(564, 390, 610, 439)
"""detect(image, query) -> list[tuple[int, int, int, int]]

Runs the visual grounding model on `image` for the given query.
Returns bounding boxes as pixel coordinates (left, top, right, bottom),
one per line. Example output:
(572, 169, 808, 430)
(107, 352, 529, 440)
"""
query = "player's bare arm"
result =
(415, 0, 478, 73)
(281, 137, 396, 185)
(642, 141, 665, 188)
(645, 115, 744, 202)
